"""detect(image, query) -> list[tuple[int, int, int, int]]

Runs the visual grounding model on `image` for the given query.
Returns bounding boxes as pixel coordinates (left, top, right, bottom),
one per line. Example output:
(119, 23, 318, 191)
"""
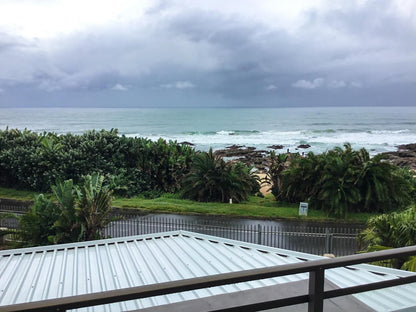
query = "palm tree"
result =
(280, 152, 323, 203)
(313, 149, 361, 218)
(266, 151, 289, 199)
(359, 208, 416, 270)
(181, 149, 259, 203)
(230, 162, 260, 202)
(51, 179, 82, 243)
(278, 144, 413, 217)
(76, 173, 114, 240)
(354, 149, 412, 213)
(18, 194, 61, 246)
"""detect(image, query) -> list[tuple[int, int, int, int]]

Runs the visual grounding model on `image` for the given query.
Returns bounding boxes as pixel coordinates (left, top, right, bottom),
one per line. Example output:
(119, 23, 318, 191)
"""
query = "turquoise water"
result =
(1, 106, 415, 154)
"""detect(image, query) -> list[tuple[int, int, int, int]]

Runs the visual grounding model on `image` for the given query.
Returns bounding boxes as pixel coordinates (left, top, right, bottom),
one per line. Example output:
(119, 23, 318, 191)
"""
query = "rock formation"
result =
(382, 143, 416, 170)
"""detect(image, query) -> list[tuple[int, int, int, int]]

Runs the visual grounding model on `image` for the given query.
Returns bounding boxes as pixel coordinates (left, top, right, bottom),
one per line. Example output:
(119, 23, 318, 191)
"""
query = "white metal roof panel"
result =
(1, 231, 416, 311)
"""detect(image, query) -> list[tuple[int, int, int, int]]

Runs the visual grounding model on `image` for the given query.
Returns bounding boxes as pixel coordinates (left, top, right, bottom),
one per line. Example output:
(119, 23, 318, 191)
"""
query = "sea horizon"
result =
(1, 106, 416, 155)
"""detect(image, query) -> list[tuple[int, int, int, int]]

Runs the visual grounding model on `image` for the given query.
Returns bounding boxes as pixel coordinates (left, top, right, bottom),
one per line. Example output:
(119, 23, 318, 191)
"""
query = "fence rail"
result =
(0, 198, 31, 214)
(4, 245, 416, 312)
(0, 199, 364, 256)
(105, 215, 363, 256)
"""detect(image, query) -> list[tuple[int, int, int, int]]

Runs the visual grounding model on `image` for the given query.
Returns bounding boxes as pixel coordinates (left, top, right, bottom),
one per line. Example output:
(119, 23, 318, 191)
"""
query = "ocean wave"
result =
(368, 130, 410, 134)
(312, 129, 337, 134)
(182, 131, 218, 135)
(216, 130, 260, 135)
(182, 130, 260, 136)
(124, 128, 416, 156)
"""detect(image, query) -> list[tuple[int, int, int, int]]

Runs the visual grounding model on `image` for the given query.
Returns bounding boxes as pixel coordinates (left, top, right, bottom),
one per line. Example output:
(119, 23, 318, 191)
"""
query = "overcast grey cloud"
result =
(0, 0, 414, 107)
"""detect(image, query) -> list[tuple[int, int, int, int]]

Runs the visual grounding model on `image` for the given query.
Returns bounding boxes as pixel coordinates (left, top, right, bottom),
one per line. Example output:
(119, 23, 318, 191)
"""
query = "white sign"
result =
(299, 202, 308, 216)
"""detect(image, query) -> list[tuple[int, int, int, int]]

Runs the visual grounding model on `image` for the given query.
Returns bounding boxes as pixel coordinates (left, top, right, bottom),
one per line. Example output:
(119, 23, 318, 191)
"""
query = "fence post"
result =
(257, 224, 262, 245)
(325, 228, 333, 254)
(308, 267, 325, 312)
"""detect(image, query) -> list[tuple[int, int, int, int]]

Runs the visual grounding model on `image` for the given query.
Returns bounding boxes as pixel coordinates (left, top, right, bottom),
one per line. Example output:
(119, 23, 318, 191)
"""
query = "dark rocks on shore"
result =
(180, 141, 195, 146)
(267, 145, 284, 150)
(382, 143, 416, 170)
(214, 142, 416, 173)
(214, 145, 270, 173)
(398, 143, 416, 151)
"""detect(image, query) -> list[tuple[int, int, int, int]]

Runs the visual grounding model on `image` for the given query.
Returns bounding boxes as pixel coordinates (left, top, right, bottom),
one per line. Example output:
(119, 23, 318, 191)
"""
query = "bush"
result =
(18, 174, 116, 246)
(19, 194, 61, 246)
(270, 144, 414, 217)
(0, 128, 196, 196)
(359, 207, 416, 270)
(181, 149, 260, 203)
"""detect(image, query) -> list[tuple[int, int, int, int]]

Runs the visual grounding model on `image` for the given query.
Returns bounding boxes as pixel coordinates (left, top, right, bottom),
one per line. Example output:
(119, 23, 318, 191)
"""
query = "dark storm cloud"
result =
(0, 0, 415, 107)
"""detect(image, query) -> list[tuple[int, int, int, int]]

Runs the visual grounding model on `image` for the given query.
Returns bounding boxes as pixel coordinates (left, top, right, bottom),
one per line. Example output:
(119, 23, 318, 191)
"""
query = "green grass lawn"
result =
(112, 194, 373, 223)
(0, 187, 40, 201)
(0, 187, 373, 223)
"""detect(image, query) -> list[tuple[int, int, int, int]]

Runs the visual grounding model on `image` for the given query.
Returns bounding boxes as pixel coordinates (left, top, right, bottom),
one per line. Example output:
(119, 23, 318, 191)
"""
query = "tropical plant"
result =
(19, 194, 61, 246)
(273, 144, 413, 217)
(181, 149, 260, 203)
(311, 146, 362, 218)
(266, 151, 289, 198)
(18, 174, 116, 246)
(0, 128, 195, 195)
(359, 207, 416, 270)
(354, 149, 413, 212)
(76, 174, 115, 240)
(279, 152, 323, 203)
(51, 179, 82, 243)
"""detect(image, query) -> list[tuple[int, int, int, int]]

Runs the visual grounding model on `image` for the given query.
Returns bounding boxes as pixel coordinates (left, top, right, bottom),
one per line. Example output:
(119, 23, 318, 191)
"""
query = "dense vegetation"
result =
(0, 128, 195, 196)
(1, 128, 414, 223)
(268, 144, 415, 217)
(0, 187, 374, 223)
(19, 173, 114, 246)
(359, 207, 416, 271)
(181, 148, 260, 203)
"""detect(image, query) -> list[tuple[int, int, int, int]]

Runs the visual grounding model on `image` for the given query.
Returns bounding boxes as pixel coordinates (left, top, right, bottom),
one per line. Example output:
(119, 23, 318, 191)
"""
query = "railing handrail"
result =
(3, 245, 416, 312)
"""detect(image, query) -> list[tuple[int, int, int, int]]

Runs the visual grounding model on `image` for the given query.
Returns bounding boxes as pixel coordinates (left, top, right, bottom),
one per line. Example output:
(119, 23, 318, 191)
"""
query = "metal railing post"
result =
(325, 228, 333, 254)
(257, 224, 262, 245)
(308, 268, 325, 312)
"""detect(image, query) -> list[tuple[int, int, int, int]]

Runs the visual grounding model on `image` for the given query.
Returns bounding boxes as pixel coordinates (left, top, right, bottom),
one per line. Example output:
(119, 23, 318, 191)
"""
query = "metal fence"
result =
(0, 199, 364, 256)
(0, 199, 26, 233)
(105, 215, 363, 256)
(7, 245, 414, 312)
(0, 198, 31, 214)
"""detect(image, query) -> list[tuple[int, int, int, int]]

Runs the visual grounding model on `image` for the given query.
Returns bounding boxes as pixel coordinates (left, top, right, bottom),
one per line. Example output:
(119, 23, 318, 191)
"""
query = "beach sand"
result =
(256, 173, 271, 195)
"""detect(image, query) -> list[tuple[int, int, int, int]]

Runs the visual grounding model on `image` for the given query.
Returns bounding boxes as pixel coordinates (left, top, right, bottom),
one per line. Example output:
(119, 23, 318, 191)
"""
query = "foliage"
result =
(270, 144, 414, 217)
(0, 128, 196, 195)
(359, 207, 416, 270)
(51, 179, 82, 243)
(266, 151, 289, 198)
(18, 174, 115, 246)
(181, 149, 260, 203)
(77, 174, 114, 240)
(19, 194, 61, 246)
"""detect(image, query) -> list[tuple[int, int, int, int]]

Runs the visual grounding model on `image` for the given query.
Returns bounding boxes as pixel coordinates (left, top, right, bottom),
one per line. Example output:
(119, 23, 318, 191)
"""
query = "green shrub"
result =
(359, 207, 416, 270)
(181, 149, 260, 203)
(18, 174, 116, 246)
(19, 194, 61, 246)
(0, 128, 195, 196)
(270, 144, 413, 217)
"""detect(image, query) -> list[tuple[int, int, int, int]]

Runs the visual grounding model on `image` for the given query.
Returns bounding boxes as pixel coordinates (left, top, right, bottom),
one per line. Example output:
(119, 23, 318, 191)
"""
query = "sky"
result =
(0, 0, 415, 107)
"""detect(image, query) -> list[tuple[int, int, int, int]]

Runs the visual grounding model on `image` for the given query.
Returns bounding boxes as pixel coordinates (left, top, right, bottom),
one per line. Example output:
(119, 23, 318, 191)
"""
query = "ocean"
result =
(1, 106, 415, 155)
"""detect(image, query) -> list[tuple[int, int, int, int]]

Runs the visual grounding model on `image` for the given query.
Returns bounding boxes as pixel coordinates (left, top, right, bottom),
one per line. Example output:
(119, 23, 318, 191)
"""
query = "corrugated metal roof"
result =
(1, 231, 416, 311)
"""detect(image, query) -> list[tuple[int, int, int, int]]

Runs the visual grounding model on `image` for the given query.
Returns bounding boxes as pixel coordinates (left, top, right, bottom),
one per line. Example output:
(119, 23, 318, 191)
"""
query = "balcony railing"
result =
(3, 245, 416, 312)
